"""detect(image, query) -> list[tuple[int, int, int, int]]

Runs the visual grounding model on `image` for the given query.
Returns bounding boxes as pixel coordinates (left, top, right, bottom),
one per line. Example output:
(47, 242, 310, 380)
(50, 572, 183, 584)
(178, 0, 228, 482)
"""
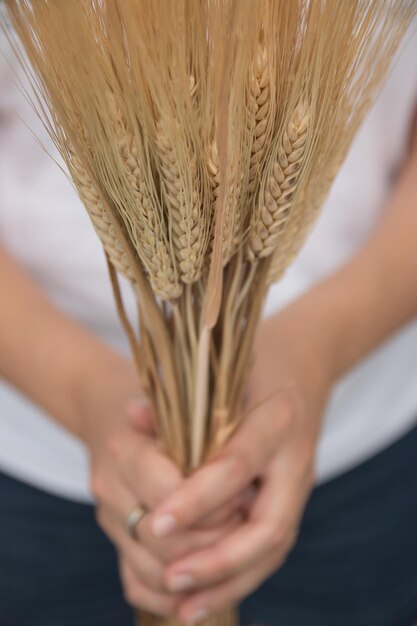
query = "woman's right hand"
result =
(84, 392, 244, 617)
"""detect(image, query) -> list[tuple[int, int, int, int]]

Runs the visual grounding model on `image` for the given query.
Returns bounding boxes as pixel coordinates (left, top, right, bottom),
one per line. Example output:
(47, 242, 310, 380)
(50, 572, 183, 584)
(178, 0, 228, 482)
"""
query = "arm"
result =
(297, 137, 417, 384)
(150, 113, 417, 622)
(0, 245, 243, 616)
(0, 245, 138, 441)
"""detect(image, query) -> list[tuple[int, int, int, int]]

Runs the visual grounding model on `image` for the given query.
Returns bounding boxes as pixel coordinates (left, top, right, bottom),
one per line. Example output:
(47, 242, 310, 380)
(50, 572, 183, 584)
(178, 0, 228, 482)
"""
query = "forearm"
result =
(0, 247, 139, 442)
(272, 149, 417, 386)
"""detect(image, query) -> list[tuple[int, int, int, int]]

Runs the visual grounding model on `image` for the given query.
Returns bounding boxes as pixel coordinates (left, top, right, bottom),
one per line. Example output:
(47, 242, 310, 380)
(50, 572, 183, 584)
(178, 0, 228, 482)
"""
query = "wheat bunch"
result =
(5, 2, 416, 625)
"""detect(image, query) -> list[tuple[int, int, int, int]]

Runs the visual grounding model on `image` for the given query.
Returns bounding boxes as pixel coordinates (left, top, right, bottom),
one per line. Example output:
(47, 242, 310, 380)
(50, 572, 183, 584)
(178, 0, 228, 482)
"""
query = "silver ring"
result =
(126, 504, 148, 540)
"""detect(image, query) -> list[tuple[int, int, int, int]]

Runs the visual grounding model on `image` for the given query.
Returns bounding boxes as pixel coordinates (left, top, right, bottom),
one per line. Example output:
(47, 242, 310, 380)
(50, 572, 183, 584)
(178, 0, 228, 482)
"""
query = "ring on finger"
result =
(126, 504, 148, 540)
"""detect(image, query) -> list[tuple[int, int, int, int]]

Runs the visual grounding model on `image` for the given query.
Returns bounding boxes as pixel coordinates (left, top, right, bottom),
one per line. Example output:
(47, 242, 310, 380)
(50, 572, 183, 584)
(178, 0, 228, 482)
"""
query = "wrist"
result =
(268, 245, 386, 393)
(265, 298, 337, 396)
(74, 342, 140, 450)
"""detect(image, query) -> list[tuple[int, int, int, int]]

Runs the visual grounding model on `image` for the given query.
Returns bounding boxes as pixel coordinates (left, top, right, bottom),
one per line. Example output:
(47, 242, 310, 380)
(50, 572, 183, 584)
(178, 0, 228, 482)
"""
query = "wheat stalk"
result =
(108, 96, 182, 301)
(248, 101, 310, 260)
(267, 153, 346, 284)
(208, 140, 243, 264)
(156, 115, 205, 285)
(68, 150, 136, 282)
(248, 44, 273, 195)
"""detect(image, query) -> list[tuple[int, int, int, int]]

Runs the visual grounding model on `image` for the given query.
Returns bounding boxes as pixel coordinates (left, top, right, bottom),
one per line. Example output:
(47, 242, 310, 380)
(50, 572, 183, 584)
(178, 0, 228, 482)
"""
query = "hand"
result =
(148, 308, 334, 622)
(84, 385, 244, 617)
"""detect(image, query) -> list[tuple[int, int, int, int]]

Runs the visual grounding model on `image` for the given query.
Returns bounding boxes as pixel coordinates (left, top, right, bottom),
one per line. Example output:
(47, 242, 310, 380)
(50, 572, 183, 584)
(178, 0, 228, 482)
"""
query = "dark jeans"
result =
(1, 423, 417, 626)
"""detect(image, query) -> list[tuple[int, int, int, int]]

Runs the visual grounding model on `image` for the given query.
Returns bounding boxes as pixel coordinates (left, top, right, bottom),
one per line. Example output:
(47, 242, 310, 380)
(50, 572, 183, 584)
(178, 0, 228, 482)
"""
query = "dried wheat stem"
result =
(229, 259, 271, 416)
(156, 116, 204, 285)
(213, 252, 244, 434)
(69, 150, 136, 282)
(172, 302, 194, 423)
(192, 324, 211, 469)
(109, 96, 181, 301)
(248, 45, 273, 194)
(248, 101, 310, 260)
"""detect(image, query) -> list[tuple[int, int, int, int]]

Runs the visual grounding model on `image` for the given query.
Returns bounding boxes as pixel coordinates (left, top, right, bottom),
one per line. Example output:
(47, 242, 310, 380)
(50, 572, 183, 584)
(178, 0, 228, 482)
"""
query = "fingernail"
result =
(187, 608, 209, 625)
(152, 514, 177, 537)
(168, 574, 196, 592)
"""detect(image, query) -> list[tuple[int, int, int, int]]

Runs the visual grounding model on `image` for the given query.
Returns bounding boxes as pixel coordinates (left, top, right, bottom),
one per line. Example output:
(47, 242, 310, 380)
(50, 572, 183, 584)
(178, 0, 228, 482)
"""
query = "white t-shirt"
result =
(1, 21, 417, 503)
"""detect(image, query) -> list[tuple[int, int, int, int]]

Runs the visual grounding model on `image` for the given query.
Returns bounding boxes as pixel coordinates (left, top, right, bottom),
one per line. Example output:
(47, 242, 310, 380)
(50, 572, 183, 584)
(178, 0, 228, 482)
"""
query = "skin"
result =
(0, 110, 416, 623)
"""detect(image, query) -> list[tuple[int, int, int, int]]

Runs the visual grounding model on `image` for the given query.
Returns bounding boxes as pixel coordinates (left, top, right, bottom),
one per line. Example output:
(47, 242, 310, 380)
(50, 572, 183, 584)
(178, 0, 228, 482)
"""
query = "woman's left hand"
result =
(149, 307, 335, 623)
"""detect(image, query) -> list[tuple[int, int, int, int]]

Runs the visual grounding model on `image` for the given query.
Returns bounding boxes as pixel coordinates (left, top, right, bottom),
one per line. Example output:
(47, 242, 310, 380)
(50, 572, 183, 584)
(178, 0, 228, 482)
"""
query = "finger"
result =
(126, 397, 156, 436)
(150, 397, 292, 536)
(120, 559, 181, 617)
(198, 483, 258, 529)
(97, 507, 166, 591)
(108, 427, 183, 510)
(138, 511, 243, 567)
(165, 467, 301, 590)
(97, 492, 243, 577)
(91, 463, 135, 519)
(177, 549, 284, 623)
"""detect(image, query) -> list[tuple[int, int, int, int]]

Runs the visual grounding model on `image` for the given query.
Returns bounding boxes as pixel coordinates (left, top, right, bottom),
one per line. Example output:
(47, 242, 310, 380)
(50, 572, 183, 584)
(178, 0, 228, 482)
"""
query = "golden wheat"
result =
(248, 44, 273, 195)
(156, 116, 205, 285)
(107, 96, 182, 300)
(208, 140, 243, 264)
(248, 101, 310, 260)
(68, 150, 136, 282)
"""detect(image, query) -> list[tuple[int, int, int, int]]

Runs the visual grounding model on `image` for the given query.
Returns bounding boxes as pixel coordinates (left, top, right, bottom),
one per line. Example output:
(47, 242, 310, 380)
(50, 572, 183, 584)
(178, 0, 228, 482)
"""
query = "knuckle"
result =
(130, 554, 166, 592)
(159, 545, 177, 565)
(146, 490, 164, 511)
(139, 534, 167, 563)
(156, 539, 181, 565)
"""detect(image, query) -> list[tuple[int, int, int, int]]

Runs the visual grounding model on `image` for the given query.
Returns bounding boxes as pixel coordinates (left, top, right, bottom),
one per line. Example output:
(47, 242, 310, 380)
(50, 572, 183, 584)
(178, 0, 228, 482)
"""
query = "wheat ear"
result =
(69, 151, 135, 282)
(108, 96, 181, 301)
(248, 45, 273, 194)
(156, 116, 205, 284)
(207, 140, 243, 264)
(267, 159, 342, 284)
(248, 101, 310, 260)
